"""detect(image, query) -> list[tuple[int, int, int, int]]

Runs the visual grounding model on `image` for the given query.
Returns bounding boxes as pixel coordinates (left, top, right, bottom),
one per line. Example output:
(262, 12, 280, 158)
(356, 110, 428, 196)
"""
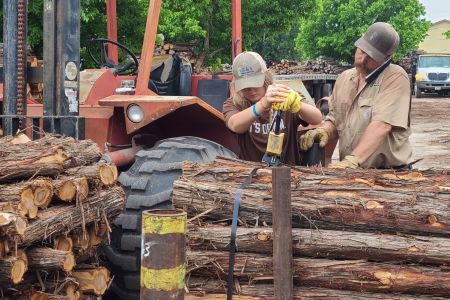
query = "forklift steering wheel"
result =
(87, 38, 139, 75)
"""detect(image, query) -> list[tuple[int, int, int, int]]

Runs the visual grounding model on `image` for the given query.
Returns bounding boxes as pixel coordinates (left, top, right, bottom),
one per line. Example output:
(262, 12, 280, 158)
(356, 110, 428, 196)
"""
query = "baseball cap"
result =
(232, 52, 268, 92)
(354, 22, 400, 62)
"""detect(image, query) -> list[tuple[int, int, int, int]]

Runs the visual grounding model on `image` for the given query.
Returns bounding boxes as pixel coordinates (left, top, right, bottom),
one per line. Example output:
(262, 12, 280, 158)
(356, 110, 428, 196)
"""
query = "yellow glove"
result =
(273, 91, 302, 113)
(299, 127, 329, 151)
(328, 155, 359, 169)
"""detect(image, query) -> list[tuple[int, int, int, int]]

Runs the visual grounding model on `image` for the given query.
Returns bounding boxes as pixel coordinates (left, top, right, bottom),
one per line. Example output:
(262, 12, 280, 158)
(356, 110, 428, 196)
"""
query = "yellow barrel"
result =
(141, 209, 187, 299)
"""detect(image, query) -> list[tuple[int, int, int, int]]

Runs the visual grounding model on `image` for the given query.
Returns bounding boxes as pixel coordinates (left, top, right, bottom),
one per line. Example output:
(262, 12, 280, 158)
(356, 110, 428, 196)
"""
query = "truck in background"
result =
(414, 53, 450, 98)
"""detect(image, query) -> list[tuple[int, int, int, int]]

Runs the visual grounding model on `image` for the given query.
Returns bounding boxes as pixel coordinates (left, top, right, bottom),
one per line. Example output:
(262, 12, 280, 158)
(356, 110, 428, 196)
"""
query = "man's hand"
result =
(273, 91, 302, 113)
(299, 127, 329, 151)
(328, 155, 359, 169)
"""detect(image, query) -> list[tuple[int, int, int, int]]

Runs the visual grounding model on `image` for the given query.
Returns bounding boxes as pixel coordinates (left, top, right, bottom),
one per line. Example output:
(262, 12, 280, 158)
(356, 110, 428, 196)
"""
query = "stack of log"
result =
(270, 56, 351, 75)
(172, 157, 450, 299)
(153, 42, 197, 65)
(0, 134, 125, 299)
(0, 43, 44, 103)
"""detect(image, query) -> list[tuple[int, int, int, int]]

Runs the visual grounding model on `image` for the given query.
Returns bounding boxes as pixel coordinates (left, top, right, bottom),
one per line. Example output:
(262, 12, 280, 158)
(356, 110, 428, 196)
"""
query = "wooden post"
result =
(141, 209, 187, 299)
(272, 167, 293, 300)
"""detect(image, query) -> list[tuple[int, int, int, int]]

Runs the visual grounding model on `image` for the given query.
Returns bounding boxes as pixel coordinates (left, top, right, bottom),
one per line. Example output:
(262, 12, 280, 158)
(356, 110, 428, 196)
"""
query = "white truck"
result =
(414, 53, 450, 98)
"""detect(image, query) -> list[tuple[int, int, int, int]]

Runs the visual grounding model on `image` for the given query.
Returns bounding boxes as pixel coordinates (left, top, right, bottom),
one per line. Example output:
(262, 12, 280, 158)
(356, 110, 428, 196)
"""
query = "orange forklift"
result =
(1, 0, 241, 298)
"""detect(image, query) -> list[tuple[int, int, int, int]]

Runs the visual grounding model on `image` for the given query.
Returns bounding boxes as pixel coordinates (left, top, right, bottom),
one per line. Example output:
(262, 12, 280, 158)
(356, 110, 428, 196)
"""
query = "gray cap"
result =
(232, 52, 268, 92)
(354, 22, 400, 62)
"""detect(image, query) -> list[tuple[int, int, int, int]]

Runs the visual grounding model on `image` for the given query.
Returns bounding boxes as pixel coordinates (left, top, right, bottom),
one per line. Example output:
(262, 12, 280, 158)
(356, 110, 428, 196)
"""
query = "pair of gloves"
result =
(273, 91, 303, 113)
(299, 127, 359, 169)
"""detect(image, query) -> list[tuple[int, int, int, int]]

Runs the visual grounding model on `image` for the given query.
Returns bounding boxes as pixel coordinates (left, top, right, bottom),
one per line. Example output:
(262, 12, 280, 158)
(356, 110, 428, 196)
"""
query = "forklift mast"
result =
(1, 0, 84, 139)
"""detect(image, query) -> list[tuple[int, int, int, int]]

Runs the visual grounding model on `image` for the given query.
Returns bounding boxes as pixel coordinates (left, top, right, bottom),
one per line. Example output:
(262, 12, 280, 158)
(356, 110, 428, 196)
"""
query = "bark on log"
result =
(0, 212, 27, 236)
(72, 267, 110, 296)
(36, 135, 101, 169)
(0, 255, 27, 284)
(27, 247, 75, 271)
(64, 164, 118, 187)
(0, 179, 53, 208)
(187, 251, 450, 297)
(0, 179, 53, 217)
(187, 225, 450, 266)
(11, 185, 125, 247)
(185, 278, 447, 299)
(173, 158, 450, 237)
(0, 142, 66, 182)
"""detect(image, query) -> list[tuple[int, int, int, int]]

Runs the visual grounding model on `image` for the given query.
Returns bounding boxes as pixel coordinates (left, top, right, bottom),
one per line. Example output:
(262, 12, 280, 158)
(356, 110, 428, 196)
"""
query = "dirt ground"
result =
(410, 95, 450, 170)
(332, 95, 450, 170)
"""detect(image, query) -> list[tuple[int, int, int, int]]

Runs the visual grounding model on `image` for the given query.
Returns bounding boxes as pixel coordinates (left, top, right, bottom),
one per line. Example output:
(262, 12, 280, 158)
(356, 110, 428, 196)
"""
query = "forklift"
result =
(1, 0, 244, 298)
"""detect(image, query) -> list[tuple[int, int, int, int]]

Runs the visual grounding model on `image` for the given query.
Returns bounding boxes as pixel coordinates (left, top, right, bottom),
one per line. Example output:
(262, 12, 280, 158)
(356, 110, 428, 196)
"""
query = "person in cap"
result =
(299, 22, 413, 169)
(222, 51, 322, 165)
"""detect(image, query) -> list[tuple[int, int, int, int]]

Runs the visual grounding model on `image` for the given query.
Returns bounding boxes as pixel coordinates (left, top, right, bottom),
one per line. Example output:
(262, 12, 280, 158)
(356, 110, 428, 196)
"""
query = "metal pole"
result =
(3, 0, 27, 135)
(272, 166, 293, 300)
(106, 0, 119, 64)
(43, 0, 84, 139)
(231, 0, 242, 61)
(141, 209, 186, 299)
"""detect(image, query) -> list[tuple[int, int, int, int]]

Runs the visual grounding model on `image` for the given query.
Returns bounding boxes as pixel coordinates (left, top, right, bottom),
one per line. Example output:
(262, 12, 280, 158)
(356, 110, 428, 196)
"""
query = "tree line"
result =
(0, 0, 430, 68)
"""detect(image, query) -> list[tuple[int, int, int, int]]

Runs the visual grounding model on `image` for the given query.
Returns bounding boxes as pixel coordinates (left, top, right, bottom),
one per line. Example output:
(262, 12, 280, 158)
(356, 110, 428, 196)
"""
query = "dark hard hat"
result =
(355, 22, 400, 62)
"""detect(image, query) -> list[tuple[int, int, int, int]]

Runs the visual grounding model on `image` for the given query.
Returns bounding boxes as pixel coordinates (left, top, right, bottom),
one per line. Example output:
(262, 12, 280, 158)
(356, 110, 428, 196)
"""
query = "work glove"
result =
(328, 155, 359, 169)
(299, 127, 329, 151)
(273, 91, 302, 113)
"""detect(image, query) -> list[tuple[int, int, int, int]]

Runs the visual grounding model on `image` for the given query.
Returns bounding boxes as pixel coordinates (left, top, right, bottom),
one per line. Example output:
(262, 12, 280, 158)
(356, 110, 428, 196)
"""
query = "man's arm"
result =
(351, 120, 391, 164)
(322, 120, 339, 141)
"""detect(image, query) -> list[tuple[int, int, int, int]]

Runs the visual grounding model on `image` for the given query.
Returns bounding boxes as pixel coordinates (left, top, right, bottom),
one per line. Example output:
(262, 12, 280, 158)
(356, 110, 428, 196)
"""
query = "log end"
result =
(11, 258, 26, 285)
(99, 164, 118, 186)
(55, 235, 73, 252)
(64, 252, 76, 272)
(57, 181, 77, 202)
(33, 181, 53, 208)
(77, 177, 89, 201)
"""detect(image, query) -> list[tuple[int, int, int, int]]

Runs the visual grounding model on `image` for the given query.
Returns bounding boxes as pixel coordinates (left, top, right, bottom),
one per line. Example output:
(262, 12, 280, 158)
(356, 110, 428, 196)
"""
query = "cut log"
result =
(0, 255, 27, 284)
(0, 212, 27, 236)
(32, 179, 54, 208)
(53, 176, 88, 202)
(14, 185, 125, 247)
(36, 135, 101, 168)
(185, 278, 447, 299)
(64, 164, 118, 187)
(72, 267, 111, 296)
(27, 247, 75, 271)
(30, 292, 49, 300)
(0, 141, 66, 182)
(54, 235, 73, 252)
(187, 225, 450, 266)
(187, 251, 450, 297)
(173, 158, 450, 237)
(0, 179, 52, 215)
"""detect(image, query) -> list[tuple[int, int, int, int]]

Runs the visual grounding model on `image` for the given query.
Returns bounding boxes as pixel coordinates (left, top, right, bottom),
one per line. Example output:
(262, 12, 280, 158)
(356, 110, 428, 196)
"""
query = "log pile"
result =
(270, 56, 351, 75)
(172, 157, 450, 298)
(0, 43, 44, 103)
(0, 134, 125, 298)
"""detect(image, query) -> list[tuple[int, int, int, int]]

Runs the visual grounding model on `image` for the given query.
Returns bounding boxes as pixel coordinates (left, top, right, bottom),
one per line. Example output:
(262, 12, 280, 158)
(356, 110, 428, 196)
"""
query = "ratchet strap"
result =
(227, 167, 259, 300)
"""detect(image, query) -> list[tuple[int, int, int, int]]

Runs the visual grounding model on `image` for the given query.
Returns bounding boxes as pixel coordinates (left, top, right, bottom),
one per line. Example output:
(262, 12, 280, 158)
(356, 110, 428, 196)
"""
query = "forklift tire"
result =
(104, 136, 236, 299)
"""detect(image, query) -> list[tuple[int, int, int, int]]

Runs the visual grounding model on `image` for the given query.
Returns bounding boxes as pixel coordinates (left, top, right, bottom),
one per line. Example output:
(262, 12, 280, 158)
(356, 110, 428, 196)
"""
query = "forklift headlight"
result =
(415, 73, 427, 81)
(127, 104, 144, 123)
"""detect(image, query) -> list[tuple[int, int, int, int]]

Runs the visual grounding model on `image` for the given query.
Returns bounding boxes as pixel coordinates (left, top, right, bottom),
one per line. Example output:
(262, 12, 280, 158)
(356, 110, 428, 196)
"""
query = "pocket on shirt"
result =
(358, 97, 373, 122)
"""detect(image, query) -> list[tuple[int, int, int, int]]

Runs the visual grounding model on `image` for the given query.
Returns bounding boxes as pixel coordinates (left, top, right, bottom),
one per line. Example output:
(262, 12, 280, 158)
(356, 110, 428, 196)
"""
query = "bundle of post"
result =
(172, 157, 450, 299)
(0, 134, 125, 299)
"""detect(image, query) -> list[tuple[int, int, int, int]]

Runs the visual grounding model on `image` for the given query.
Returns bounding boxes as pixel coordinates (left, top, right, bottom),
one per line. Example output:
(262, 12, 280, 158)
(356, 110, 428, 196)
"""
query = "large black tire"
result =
(104, 136, 236, 299)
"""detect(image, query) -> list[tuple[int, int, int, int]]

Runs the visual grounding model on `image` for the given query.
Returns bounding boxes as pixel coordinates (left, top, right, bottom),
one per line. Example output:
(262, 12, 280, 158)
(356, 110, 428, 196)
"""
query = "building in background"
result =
(419, 19, 450, 53)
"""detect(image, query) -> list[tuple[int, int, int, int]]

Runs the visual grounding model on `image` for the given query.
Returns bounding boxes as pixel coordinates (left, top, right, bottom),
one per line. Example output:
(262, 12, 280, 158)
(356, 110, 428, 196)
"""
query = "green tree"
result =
(296, 0, 430, 64)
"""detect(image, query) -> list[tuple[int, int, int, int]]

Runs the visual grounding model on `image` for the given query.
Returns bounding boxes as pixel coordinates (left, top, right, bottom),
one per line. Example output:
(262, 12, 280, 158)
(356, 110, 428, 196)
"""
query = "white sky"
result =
(418, 0, 450, 23)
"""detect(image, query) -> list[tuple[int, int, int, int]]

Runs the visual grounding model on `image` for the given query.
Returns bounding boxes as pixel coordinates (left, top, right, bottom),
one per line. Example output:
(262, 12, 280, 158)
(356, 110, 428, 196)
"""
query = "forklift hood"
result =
(98, 94, 225, 134)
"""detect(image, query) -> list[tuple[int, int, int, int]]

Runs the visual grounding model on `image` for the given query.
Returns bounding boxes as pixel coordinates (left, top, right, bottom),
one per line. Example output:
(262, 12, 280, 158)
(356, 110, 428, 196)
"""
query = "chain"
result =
(16, 0, 27, 126)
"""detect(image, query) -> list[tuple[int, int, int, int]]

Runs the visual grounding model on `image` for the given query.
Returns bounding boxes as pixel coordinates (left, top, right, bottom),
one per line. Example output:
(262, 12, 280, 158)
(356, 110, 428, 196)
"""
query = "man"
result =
(300, 22, 412, 169)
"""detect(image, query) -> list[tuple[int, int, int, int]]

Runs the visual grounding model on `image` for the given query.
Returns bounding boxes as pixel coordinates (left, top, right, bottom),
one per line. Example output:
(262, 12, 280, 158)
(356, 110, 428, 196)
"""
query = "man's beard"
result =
(354, 61, 371, 76)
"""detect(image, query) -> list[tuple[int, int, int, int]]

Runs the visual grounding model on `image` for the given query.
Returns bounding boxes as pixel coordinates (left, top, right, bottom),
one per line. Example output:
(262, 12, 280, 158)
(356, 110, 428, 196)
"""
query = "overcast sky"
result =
(418, 0, 449, 23)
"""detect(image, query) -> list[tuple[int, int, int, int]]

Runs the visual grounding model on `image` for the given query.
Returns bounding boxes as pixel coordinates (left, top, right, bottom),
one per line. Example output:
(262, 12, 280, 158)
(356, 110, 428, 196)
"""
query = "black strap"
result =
(227, 167, 259, 299)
